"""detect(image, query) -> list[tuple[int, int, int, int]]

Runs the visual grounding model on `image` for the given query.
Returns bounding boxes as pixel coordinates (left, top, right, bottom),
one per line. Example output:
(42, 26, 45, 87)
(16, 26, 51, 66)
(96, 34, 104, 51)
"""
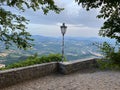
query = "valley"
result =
(0, 35, 115, 65)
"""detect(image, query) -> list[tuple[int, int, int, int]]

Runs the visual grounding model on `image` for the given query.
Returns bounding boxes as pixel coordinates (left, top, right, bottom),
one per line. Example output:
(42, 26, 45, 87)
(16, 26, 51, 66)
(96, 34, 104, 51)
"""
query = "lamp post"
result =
(60, 23, 67, 62)
(0, 27, 1, 35)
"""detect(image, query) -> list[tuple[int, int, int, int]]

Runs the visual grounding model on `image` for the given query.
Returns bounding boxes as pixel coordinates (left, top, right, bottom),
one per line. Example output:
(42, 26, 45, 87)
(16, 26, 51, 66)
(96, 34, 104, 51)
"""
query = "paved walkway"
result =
(2, 69, 120, 90)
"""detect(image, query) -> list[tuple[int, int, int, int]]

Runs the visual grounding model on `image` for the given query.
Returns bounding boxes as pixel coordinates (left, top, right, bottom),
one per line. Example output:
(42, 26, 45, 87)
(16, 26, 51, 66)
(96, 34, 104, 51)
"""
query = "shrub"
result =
(1, 54, 63, 70)
(98, 42, 120, 70)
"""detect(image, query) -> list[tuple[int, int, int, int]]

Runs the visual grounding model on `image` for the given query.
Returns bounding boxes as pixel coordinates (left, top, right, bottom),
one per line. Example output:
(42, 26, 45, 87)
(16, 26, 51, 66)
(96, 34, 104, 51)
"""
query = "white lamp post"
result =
(60, 23, 67, 62)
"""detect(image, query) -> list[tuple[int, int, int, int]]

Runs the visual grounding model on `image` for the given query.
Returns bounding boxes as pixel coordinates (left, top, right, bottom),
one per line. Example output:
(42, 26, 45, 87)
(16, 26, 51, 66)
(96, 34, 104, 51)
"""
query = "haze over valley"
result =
(0, 35, 115, 65)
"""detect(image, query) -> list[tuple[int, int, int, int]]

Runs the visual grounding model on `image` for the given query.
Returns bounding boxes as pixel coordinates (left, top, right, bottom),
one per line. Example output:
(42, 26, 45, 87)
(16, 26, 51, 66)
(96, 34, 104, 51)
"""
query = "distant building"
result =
(0, 64, 5, 68)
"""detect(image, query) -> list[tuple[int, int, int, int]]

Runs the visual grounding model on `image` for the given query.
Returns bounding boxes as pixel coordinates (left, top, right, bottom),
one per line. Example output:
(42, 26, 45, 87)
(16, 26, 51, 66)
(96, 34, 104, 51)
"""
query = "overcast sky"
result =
(12, 0, 104, 37)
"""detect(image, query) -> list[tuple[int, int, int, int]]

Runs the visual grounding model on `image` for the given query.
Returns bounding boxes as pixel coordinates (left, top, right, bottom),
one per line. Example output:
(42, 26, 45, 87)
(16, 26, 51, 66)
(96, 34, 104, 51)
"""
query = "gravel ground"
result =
(2, 69, 120, 90)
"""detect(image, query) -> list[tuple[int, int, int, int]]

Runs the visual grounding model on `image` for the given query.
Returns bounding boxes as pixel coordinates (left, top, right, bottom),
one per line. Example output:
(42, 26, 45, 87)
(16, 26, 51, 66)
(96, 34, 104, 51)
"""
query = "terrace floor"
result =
(2, 69, 120, 90)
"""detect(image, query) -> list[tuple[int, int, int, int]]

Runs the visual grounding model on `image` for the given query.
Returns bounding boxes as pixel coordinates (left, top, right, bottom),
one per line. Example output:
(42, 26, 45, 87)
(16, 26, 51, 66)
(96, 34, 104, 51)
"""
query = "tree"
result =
(0, 0, 62, 49)
(75, 0, 120, 42)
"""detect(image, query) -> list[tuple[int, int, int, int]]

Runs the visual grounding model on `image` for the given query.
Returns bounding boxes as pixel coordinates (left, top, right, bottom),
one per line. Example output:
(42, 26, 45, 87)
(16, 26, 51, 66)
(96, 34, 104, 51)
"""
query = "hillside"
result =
(0, 35, 115, 65)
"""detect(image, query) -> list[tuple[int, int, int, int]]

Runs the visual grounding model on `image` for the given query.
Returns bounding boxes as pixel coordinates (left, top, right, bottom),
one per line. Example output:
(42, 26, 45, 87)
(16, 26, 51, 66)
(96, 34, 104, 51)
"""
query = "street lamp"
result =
(0, 27, 1, 35)
(60, 23, 67, 62)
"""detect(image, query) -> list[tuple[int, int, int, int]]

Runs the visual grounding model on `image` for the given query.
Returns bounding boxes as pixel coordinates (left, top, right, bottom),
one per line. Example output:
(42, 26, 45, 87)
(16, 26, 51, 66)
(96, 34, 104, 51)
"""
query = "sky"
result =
(9, 0, 104, 37)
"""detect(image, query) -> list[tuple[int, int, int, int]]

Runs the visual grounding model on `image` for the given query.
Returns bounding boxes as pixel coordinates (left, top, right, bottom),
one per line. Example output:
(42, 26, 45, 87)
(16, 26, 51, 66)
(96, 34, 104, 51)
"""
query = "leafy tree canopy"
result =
(0, 0, 62, 49)
(75, 0, 120, 42)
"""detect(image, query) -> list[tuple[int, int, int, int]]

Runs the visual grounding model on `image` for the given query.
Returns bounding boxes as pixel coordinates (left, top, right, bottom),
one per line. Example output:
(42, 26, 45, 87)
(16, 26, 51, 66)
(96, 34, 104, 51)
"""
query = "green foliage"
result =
(0, 0, 62, 49)
(99, 14, 120, 42)
(75, 0, 120, 42)
(98, 42, 120, 70)
(1, 54, 63, 70)
(79, 0, 120, 69)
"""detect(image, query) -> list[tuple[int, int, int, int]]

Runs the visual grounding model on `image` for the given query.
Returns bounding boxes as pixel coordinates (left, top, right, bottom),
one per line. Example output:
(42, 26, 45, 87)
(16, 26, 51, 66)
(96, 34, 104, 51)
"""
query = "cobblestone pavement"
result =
(2, 69, 120, 90)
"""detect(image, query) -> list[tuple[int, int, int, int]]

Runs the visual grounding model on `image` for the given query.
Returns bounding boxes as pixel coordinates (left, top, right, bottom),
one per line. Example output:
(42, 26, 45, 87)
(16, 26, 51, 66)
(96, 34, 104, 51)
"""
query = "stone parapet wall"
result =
(0, 58, 98, 88)
(0, 62, 58, 88)
(59, 58, 98, 74)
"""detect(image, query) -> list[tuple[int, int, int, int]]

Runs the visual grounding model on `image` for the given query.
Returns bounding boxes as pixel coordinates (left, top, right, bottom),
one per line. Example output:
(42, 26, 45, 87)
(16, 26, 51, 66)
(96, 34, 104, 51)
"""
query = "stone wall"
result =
(59, 58, 98, 74)
(0, 62, 58, 88)
(0, 58, 98, 88)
